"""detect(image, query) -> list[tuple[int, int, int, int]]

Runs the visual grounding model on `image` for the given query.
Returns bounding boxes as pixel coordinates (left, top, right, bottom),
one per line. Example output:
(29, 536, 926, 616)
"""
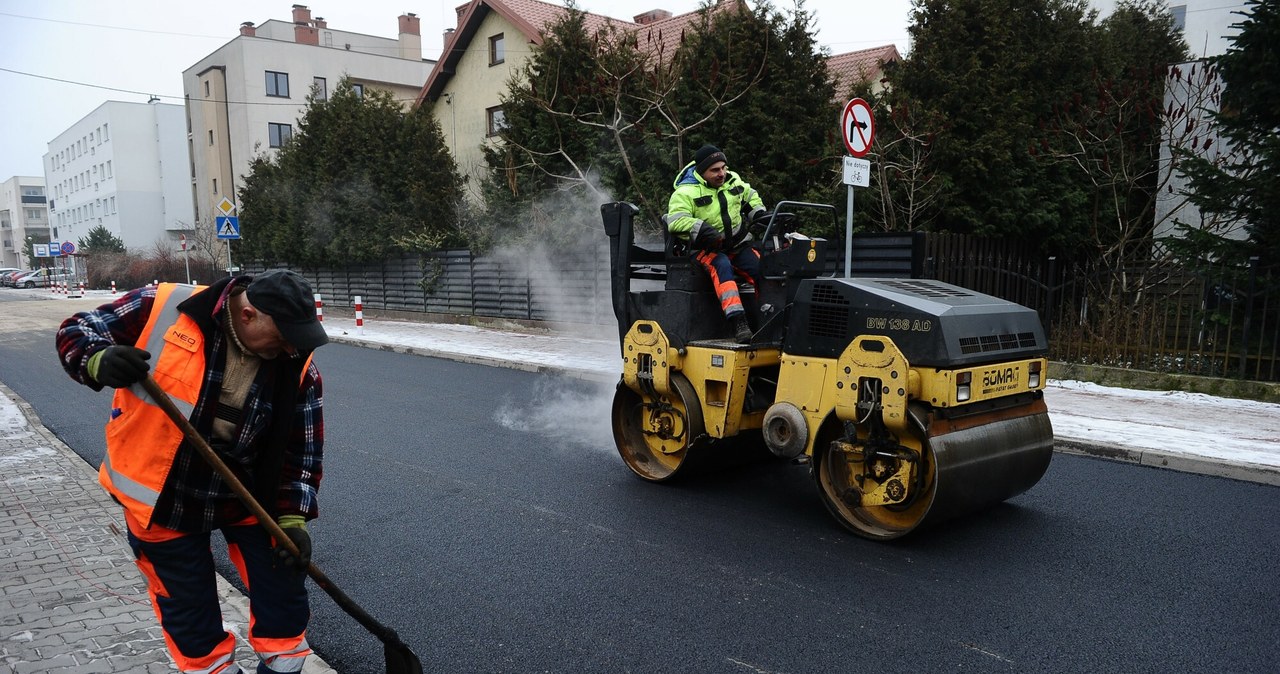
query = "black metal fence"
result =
(246, 234, 1279, 382)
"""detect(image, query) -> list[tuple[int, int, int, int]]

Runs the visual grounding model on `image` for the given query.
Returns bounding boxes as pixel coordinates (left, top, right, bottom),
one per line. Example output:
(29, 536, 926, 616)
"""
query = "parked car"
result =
(1, 269, 33, 288)
(12, 267, 74, 289)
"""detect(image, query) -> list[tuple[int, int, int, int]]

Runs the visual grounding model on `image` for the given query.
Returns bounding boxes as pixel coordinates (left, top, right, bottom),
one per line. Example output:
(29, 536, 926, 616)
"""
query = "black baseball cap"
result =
(246, 270, 328, 351)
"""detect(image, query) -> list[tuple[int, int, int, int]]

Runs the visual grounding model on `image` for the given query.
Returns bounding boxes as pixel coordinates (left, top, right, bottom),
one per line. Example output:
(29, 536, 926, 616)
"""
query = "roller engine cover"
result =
(783, 278, 1047, 368)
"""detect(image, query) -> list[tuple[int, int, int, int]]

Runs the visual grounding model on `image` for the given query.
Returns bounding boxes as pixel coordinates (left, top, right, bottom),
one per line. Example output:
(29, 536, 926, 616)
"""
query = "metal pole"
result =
(845, 184, 854, 278)
(226, 240, 233, 277)
(1239, 256, 1259, 379)
(182, 235, 191, 284)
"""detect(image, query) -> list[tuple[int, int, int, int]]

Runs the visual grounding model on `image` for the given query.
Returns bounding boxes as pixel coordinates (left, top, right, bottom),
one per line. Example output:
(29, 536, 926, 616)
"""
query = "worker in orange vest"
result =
(56, 270, 328, 674)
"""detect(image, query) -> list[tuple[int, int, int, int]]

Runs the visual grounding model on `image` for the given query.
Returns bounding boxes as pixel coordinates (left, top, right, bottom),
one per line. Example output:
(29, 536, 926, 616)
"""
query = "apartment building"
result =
(183, 4, 435, 226)
(0, 176, 48, 269)
(42, 101, 194, 255)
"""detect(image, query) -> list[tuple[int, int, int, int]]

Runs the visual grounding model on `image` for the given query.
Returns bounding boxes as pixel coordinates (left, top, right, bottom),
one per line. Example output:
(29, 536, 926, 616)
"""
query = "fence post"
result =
(1239, 256, 1259, 379)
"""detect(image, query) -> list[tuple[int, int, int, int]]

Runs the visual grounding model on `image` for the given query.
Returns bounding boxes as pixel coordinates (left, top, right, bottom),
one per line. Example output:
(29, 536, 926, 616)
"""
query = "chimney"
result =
(314, 16, 327, 29)
(295, 23, 319, 45)
(292, 4, 312, 24)
(239, 21, 256, 37)
(633, 10, 673, 25)
(399, 12, 422, 60)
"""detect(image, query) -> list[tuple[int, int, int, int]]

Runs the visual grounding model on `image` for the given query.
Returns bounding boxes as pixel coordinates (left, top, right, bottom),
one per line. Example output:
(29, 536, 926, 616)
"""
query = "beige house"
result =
(417, 0, 898, 198)
(183, 4, 435, 227)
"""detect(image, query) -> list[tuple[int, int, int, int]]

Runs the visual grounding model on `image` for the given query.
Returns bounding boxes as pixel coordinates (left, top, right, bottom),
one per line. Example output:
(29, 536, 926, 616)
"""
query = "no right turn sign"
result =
(840, 98, 876, 158)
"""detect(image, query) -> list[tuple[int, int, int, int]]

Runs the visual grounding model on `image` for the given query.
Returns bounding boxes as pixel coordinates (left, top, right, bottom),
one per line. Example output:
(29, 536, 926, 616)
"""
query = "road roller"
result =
(600, 201, 1053, 540)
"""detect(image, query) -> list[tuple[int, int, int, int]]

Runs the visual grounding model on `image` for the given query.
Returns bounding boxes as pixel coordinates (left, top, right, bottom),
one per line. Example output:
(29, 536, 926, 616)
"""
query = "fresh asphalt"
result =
(3, 316, 1278, 673)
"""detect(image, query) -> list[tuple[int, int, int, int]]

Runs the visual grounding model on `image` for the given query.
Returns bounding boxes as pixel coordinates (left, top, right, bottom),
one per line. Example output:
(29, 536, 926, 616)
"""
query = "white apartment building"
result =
(0, 176, 49, 269)
(42, 101, 195, 254)
(183, 4, 435, 225)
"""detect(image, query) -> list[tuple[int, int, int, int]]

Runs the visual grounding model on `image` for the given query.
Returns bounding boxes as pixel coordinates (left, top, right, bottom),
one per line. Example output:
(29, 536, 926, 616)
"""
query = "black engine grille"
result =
(959, 332, 1039, 354)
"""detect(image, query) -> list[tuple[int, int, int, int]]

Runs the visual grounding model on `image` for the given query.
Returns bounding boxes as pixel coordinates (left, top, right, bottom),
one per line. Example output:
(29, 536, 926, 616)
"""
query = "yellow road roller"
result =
(601, 201, 1053, 540)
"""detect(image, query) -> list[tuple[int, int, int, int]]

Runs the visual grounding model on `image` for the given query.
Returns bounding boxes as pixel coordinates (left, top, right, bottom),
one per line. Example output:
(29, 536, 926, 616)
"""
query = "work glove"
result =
(274, 515, 312, 572)
(749, 208, 770, 226)
(87, 346, 152, 388)
(691, 222, 724, 251)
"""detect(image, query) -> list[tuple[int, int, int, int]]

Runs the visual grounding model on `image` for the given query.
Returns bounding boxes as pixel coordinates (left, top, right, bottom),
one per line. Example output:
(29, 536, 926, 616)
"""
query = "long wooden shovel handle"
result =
(138, 376, 416, 653)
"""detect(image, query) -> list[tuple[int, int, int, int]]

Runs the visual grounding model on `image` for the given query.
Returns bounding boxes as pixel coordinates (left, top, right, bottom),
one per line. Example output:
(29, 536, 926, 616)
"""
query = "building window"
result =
(1171, 5, 1187, 31)
(25, 209, 42, 220)
(209, 129, 215, 145)
(266, 70, 290, 97)
(268, 122, 293, 148)
(213, 178, 218, 193)
(351, 83, 364, 98)
(313, 76, 328, 101)
(106, 161, 112, 178)
(102, 123, 109, 141)
(489, 33, 505, 65)
(110, 197, 116, 214)
(204, 80, 211, 97)
(486, 106, 507, 136)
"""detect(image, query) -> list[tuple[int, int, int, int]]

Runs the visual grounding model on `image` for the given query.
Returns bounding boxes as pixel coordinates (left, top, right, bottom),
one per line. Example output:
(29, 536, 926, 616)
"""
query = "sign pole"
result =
(226, 240, 233, 277)
(839, 98, 875, 280)
(845, 185, 854, 278)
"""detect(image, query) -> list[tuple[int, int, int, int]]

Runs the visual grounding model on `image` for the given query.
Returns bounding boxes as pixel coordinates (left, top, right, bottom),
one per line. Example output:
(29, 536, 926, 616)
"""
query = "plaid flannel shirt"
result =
(55, 281, 324, 532)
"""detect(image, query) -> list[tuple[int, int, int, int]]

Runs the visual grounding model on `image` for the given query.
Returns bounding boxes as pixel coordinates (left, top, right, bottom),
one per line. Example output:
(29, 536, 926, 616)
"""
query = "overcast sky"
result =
(0, 0, 924, 181)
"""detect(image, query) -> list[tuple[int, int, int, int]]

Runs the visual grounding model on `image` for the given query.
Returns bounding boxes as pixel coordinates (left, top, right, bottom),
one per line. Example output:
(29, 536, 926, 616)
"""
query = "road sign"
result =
(48, 241, 62, 256)
(842, 156, 871, 188)
(216, 197, 237, 216)
(179, 233, 187, 251)
(216, 216, 241, 240)
(840, 98, 875, 158)
(60, 241, 77, 255)
(34, 244, 49, 257)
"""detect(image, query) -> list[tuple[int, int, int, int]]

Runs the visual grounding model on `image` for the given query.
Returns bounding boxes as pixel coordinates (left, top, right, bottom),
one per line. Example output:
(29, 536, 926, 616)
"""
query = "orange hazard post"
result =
(315, 293, 323, 323)
(354, 295, 364, 335)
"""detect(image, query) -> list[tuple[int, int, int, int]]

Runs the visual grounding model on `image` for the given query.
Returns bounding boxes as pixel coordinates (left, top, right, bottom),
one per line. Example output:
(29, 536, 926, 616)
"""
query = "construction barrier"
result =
(354, 295, 364, 335)
(315, 293, 323, 322)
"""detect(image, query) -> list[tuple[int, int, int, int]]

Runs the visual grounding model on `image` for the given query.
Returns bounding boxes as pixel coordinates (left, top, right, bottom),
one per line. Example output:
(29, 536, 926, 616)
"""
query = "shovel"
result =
(140, 376, 423, 674)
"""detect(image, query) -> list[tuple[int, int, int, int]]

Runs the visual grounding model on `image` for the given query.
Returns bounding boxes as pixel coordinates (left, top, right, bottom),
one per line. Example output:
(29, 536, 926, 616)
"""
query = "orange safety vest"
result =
(99, 283, 207, 527)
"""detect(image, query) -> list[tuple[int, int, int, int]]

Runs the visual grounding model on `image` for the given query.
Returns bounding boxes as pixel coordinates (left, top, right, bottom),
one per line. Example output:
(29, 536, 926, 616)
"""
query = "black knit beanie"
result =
(694, 144, 727, 173)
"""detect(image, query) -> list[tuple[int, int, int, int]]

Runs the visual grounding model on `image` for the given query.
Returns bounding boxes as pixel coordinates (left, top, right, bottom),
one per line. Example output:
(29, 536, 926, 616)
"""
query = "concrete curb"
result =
(329, 336, 1280, 488)
(1055, 438, 1280, 487)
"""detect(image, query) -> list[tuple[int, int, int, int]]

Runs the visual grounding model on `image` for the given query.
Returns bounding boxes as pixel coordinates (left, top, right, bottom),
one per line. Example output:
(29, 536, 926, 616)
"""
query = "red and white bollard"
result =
(315, 293, 323, 323)
(111, 280, 117, 294)
(354, 295, 364, 335)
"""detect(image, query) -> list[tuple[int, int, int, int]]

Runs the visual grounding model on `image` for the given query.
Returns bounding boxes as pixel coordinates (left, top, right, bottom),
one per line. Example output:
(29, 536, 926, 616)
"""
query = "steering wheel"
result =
(757, 211, 796, 242)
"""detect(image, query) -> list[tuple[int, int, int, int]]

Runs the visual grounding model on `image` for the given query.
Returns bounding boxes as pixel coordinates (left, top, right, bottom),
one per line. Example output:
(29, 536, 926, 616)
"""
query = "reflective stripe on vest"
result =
(99, 284, 206, 524)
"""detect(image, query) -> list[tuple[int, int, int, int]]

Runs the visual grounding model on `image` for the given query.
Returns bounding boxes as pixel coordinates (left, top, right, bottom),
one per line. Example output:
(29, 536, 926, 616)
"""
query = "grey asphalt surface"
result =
(3, 290, 1279, 672)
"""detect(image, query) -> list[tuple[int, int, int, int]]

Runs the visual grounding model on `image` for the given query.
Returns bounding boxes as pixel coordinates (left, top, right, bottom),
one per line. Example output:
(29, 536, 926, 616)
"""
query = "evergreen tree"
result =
(238, 78, 463, 266)
(77, 224, 126, 254)
(672, 0, 835, 210)
(1176, 0, 1280, 268)
(883, 0, 1100, 249)
(483, 0, 836, 238)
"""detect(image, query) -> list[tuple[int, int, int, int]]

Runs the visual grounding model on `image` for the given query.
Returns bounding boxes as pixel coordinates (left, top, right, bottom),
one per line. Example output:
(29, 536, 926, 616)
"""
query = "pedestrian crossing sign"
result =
(216, 216, 241, 240)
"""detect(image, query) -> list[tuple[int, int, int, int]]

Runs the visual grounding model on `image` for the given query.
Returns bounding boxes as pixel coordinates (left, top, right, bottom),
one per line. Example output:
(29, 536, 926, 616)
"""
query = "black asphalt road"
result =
(3, 321, 1278, 673)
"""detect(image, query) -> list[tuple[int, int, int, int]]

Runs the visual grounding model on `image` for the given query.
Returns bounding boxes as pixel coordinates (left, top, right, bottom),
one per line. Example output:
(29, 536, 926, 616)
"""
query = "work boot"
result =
(731, 314, 752, 344)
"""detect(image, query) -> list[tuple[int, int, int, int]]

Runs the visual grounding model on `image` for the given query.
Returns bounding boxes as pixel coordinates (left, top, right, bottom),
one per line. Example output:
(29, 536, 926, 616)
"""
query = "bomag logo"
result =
(982, 367, 1019, 388)
(169, 329, 198, 346)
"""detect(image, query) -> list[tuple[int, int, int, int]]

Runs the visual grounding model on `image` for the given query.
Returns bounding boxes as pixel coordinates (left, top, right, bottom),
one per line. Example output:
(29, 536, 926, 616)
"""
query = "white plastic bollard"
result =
(354, 295, 364, 335)
(315, 293, 323, 323)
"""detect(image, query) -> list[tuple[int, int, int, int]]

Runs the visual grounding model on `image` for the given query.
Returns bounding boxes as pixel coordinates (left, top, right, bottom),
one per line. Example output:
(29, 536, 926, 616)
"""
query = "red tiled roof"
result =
(418, 0, 900, 105)
(827, 44, 901, 94)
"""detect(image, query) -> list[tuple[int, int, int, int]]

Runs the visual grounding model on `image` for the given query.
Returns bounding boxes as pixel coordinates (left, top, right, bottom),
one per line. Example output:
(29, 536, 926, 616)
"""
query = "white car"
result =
(13, 267, 74, 289)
